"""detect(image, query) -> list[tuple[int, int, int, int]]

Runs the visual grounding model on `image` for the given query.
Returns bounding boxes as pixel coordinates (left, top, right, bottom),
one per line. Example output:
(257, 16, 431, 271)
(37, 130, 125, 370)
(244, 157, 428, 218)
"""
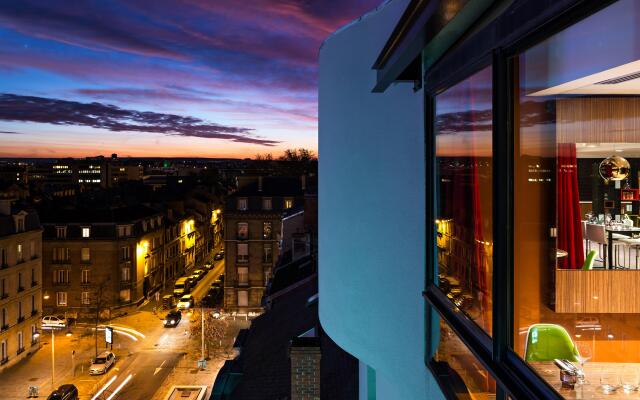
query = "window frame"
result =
(421, 1, 620, 399)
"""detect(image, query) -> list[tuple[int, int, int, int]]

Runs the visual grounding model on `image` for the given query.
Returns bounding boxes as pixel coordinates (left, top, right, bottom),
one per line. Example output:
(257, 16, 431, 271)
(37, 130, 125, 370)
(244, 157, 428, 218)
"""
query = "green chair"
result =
(582, 250, 597, 270)
(524, 324, 580, 362)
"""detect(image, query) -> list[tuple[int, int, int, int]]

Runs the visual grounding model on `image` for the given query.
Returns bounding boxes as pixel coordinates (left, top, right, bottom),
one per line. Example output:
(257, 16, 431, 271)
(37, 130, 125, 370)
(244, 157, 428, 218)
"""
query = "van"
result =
(47, 384, 78, 400)
(173, 277, 190, 297)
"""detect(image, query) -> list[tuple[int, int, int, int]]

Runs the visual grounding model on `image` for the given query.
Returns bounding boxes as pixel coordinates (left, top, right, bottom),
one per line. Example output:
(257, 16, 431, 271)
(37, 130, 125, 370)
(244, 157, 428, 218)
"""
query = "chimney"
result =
(290, 337, 321, 400)
(301, 175, 306, 191)
(258, 176, 263, 192)
(0, 199, 12, 216)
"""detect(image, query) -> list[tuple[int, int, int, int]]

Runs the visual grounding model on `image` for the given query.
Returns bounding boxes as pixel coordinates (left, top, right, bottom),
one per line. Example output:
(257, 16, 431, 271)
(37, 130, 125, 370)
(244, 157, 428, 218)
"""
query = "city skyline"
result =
(0, 0, 381, 158)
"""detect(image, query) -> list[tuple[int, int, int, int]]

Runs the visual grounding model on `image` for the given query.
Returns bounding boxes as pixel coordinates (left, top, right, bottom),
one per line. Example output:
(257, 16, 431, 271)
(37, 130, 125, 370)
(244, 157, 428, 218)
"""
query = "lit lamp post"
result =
(44, 328, 72, 390)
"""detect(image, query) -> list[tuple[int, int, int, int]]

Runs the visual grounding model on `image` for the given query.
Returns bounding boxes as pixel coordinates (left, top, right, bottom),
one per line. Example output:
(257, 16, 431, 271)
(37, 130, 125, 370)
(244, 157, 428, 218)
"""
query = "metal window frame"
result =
(422, 0, 619, 399)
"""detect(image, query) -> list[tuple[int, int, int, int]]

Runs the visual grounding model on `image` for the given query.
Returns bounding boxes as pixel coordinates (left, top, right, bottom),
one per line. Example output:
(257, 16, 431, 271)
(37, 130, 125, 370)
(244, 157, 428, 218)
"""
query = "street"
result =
(0, 257, 238, 400)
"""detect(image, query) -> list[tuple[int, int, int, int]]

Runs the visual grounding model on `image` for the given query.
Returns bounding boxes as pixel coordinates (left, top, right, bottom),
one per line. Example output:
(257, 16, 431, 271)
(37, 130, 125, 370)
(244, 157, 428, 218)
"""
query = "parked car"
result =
(89, 351, 116, 375)
(214, 250, 224, 261)
(41, 315, 68, 328)
(177, 294, 194, 310)
(173, 277, 191, 297)
(163, 310, 182, 327)
(204, 261, 213, 270)
(191, 269, 205, 281)
(211, 279, 222, 289)
(47, 384, 78, 400)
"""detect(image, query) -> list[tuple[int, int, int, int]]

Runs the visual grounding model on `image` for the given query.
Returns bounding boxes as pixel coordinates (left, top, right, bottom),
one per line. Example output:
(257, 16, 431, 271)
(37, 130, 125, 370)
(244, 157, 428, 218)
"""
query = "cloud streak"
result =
(0, 93, 278, 145)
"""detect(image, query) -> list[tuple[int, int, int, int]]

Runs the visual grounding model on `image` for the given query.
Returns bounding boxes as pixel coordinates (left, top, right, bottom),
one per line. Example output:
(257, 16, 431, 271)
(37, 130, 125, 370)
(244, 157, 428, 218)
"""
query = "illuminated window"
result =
(263, 222, 272, 240)
(238, 267, 249, 286)
(117, 225, 132, 237)
(81, 292, 90, 305)
(237, 222, 249, 239)
(284, 198, 294, 209)
(81, 227, 90, 238)
(237, 290, 248, 307)
(121, 267, 131, 282)
(16, 244, 23, 262)
(81, 247, 90, 262)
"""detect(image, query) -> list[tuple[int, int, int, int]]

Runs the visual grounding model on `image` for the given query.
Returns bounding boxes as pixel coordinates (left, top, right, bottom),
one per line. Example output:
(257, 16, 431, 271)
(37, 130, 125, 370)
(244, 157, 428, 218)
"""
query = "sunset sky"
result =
(0, 0, 381, 158)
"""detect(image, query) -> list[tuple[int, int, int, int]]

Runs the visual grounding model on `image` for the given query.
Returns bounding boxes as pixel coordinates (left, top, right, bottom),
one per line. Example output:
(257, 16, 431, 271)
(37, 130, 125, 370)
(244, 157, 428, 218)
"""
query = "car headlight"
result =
(163, 320, 168, 324)
(170, 320, 175, 324)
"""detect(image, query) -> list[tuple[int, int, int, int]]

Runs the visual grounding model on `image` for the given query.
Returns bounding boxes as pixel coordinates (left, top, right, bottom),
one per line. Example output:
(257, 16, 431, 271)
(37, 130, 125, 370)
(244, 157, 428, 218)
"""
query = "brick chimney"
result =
(290, 337, 321, 400)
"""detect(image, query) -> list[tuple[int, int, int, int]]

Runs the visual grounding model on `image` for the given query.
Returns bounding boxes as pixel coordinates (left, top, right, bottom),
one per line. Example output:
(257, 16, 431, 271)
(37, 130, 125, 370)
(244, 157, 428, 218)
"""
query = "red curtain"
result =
(557, 143, 584, 269)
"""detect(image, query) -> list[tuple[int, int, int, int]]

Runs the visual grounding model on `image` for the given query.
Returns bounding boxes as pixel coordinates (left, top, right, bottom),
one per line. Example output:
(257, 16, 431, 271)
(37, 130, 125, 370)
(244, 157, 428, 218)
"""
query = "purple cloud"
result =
(0, 93, 279, 145)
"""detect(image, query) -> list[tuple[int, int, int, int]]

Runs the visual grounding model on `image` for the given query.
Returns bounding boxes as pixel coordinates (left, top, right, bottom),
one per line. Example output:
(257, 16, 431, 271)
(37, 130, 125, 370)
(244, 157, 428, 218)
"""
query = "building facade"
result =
(321, 0, 640, 399)
(41, 205, 166, 317)
(0, 200, 43, 371)
(224, 177, 305, 313)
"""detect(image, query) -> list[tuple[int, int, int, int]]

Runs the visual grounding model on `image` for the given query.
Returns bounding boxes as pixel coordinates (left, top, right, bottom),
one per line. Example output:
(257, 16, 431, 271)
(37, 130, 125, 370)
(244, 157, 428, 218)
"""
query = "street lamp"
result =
(49, 328, 72, 390)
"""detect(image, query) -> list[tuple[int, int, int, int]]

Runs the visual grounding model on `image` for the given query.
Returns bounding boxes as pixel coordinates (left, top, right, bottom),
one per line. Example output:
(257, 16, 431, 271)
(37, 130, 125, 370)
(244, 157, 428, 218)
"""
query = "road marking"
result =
(91, 374, 118, 400)
(154, 359, 167, 375)
(106, 373, 133, 400)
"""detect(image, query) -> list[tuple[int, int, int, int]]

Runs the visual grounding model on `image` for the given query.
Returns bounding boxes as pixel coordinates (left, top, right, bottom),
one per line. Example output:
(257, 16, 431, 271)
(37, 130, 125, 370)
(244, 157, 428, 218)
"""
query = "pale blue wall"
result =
(318, 1, 443, 399)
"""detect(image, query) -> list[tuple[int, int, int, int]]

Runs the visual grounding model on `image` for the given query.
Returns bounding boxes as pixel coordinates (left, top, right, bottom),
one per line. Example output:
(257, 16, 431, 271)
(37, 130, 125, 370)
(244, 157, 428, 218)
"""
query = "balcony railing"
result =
(17, 286, 24, 293)
(52, 282, 71, 287)
(52, 259, 71, 265)
(31, 309, 37, 317)
(17, 316, 24, 324)
(16, 347, 24, 355)
(1, 357, 8, 365)
(31, 254, 38, 260)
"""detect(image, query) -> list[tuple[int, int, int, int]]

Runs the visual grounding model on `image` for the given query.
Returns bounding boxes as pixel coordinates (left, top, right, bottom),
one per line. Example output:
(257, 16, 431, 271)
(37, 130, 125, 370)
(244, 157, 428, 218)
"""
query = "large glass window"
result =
(431, 311, 496, 399)
(515, 0, 640, 396)
(435, 66, 493, 335)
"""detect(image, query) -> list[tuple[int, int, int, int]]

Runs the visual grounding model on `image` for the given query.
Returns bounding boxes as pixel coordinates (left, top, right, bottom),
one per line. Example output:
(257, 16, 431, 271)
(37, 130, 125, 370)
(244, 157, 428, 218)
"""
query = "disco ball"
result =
(599, 155, 630, 181)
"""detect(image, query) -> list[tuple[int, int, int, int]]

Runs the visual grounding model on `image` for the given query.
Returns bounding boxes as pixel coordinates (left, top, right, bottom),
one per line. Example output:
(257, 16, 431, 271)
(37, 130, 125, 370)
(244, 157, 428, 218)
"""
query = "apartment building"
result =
(41, 205, 165, 317)
(223, 176, 305, 312)
(0, 199, 42, 371)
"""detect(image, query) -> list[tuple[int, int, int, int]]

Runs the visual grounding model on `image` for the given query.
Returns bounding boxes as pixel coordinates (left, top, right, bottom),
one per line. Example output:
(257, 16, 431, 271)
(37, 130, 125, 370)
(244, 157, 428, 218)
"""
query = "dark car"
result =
(202, 287, 222, 308)
(163, 310, 182, 327)
(47, 384, 78, 400)
(214, 250, 224, 260)
(203, 261, 213, 270)
(211, 279, 222, 289)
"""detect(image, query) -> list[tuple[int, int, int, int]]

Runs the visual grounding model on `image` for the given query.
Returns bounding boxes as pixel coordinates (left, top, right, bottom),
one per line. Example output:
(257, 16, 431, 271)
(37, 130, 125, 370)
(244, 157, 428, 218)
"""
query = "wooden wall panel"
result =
(557, 97, 640, 143)
(556, 269, 640, 313)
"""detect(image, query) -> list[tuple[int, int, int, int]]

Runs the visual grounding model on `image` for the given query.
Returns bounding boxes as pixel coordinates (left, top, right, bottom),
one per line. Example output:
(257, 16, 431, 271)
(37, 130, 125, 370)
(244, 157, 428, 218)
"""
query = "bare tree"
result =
(87, 277, 112, 358)
(189, 310, 229, 358)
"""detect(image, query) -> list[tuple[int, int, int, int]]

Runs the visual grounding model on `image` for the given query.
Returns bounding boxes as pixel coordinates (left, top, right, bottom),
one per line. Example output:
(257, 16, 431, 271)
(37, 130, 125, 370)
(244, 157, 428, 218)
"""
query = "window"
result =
(238, 267, 249, 286)
(117, 225, 132, 237)
(1, 340, 6, 361)
(16, 244, 23, 263)
(81, 227, 90, 238)
(435, 65, 493, 334)
(237, 197, 248, 211)
(237, 290, 248, 307)
(81, 247, 91, 262)
(17, 301, 22, 319)
(121, 267, 131, 282)
(17, 332, 23, 352)
(262, 197, 272, 210)
(0, 279, 5, 297)
(263, 244, 272, 264)
(81, 292, 90, 305)
(0, 248, 5, 266)
(237, 222, 249, 240)
(263, 222, 272, 240)
(31, 295, 35, 313)
(237, 243, 249, 263)
(29, 240, 35, 259)
(56, 226, 67, 238)
(1, 309, 5, 327)
(17, 272, 22, 290)
(31, 268, 35, 285)
(121, 246, 131, 261)
(56, 292, 67, 306)
(53, 247, 69, 262)
(284, 198, 294, 209)
(512, 1, 640, 394)
(16, 217, 24, 232)
(119, 289, 131, 303)
(53, 270, 69, 284)
(81, 269, 90, 284)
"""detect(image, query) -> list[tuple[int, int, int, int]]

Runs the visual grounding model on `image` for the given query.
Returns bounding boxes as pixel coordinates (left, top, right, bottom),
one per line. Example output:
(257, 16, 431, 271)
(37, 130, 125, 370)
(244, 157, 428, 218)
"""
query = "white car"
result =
(41, 315, 68, 329)
(89, 351, 116, 375)
(177, 295, 194, 310)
